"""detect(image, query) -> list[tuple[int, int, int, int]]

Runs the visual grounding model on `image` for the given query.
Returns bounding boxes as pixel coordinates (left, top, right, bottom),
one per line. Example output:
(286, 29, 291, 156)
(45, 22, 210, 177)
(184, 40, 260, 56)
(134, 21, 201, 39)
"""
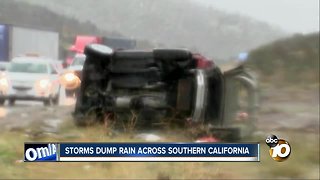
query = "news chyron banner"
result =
(24, 143, 260, 162)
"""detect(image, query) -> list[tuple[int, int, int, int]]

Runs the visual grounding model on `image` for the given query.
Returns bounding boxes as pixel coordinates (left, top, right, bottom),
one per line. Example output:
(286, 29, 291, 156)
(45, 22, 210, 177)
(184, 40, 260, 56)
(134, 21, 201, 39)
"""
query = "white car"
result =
(0, 56, 63, 106)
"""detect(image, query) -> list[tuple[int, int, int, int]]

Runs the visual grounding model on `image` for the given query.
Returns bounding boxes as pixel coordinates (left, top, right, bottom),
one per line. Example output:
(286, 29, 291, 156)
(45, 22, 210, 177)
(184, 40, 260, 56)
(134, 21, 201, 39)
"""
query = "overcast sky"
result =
(196, 0, 319, 34)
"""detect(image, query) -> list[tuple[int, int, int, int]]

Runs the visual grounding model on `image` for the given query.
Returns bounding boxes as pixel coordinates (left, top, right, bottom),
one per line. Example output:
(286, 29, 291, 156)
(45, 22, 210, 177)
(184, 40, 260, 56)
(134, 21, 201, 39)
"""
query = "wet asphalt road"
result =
(0, 86, 318, 134)
(0, 87, 75, 131)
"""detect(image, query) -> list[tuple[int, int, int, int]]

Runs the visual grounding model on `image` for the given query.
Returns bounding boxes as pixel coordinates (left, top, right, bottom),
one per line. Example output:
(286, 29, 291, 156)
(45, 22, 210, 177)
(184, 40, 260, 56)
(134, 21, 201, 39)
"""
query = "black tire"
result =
(52, 93, 60, 105)
(43, 99, 51, 106)
(8, 99, 15, 106)
(65, 90, 75, 97)
(0, 98, 5, 106)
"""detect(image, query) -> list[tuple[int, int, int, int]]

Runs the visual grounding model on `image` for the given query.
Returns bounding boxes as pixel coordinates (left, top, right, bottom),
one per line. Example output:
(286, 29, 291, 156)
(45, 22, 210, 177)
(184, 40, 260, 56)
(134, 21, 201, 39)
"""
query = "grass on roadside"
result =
(0, 118, 319, 179)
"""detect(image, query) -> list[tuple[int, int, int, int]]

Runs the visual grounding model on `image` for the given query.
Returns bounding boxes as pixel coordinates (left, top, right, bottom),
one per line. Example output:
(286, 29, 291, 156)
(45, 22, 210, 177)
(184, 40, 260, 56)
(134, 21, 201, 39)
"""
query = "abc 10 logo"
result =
(265, 135, 291, 162)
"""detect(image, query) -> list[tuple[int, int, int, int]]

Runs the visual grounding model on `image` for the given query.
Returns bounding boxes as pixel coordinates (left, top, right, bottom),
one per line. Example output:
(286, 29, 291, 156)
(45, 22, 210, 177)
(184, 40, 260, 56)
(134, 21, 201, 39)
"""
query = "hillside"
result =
(0, 0, 154, 58)
(246, 33, 319, 85)
(20, 0, 285, 59)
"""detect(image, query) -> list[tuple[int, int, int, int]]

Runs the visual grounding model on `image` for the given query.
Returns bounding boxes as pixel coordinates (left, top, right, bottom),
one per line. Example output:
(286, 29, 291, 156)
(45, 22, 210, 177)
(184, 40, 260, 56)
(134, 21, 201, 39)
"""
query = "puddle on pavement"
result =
(41, 118, 63, 133)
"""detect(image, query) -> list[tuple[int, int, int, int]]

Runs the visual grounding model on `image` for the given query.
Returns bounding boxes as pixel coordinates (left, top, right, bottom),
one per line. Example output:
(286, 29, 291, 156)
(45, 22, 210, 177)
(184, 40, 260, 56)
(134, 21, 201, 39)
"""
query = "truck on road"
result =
(0, 24, 59, 61)
(65, 35, 136, 65)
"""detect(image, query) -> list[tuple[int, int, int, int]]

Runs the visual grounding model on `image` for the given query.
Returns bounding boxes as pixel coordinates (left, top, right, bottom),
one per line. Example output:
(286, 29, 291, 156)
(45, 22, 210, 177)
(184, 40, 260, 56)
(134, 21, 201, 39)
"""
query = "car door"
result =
(222, 65, 259, 138)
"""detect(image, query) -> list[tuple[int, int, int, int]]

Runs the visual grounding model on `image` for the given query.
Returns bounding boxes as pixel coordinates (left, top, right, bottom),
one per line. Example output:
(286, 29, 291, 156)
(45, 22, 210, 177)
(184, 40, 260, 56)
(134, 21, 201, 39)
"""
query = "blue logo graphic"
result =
(24, 143, 57, 162)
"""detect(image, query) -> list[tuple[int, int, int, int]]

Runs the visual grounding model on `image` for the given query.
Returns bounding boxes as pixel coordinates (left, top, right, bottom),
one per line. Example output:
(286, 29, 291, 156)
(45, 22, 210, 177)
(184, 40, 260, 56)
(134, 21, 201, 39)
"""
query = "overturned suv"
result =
(73, 44, 258, 140)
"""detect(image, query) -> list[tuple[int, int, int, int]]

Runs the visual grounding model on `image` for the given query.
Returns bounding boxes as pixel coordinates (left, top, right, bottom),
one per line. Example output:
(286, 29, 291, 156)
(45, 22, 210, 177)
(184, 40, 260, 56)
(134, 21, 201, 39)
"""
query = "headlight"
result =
(59, 71, 81, 90)
(0, 78, 9, 92)
(35, 79, 51, 94)
(0, 78, 8, 88)
(35, 79, 52, 95)
(38, 79, 51, 89)
(64, 73, 77, 82)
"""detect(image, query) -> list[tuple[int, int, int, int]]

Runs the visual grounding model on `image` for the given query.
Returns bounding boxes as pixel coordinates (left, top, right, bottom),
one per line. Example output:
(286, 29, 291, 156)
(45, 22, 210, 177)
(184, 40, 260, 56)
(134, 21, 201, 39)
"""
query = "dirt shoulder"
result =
(257, 85, 319, 133)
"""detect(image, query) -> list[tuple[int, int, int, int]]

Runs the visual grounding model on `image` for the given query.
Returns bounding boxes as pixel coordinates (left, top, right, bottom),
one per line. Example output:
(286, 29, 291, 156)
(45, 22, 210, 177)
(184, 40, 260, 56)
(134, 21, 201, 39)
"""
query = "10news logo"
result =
(265, 134, 291, 162)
